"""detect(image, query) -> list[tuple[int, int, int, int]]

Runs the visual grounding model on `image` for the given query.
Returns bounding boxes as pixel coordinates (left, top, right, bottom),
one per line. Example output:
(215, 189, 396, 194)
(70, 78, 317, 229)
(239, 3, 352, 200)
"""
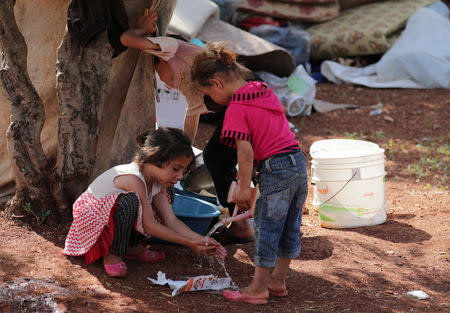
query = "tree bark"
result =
(55, 31, 113, 204)
(0, 0, 64, 221)
(0, 0, 176, 223)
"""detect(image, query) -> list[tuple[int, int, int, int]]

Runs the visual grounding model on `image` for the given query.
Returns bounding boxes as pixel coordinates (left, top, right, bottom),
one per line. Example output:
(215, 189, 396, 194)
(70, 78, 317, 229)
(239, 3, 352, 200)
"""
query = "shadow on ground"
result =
(348, 219, 431, 243)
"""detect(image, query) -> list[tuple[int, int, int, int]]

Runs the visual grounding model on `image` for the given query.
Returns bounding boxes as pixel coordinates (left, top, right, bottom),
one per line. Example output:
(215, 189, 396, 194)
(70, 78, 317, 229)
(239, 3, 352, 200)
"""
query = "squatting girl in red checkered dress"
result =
(63, 127, 226, 278)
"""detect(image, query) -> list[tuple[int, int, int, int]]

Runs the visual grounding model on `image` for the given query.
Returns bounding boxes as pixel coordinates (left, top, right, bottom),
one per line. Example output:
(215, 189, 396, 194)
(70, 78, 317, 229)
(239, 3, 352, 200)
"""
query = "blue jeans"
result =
(253, 151, 308, 267)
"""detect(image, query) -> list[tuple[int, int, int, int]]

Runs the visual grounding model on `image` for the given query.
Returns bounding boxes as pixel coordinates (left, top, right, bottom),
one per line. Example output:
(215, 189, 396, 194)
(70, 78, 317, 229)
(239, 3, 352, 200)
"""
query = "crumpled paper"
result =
(148, 271, 231, 296)
(406, 290, 430, 300)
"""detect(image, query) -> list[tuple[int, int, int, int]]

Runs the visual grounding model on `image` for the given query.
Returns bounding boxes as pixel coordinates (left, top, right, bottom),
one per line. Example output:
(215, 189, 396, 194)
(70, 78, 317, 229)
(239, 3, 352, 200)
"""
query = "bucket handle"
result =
(315, 168, 358, 206)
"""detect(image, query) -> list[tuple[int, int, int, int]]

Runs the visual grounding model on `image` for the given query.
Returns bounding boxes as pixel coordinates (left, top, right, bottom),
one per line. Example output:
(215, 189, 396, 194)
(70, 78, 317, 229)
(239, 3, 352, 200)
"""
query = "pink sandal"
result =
(125, 250, 165, 263)
(104, 261, 127, 278)
(222, 290, 268, 305)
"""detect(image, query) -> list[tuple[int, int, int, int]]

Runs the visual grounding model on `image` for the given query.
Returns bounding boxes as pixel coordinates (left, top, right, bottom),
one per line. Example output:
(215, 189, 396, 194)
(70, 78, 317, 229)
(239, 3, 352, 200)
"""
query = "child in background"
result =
(120, 9, 205, 142)
(63, 127, 226, 278)
(120, 10, 255, 243)
(191, 45, 308, 304)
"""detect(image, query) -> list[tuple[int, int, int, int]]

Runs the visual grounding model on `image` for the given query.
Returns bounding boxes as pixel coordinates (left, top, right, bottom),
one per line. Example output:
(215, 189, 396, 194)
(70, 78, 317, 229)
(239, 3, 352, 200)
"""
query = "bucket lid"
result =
(310, 139, 384, 159)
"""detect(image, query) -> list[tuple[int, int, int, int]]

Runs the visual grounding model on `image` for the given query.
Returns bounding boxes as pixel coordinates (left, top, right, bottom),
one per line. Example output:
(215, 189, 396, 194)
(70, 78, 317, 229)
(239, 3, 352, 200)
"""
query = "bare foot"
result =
(240, 286, 269, 300)
(268, 278, 287, 296)
(103, 253, 123, 265)
(126, 245, 146, 256)
(267, 287, 288, 296)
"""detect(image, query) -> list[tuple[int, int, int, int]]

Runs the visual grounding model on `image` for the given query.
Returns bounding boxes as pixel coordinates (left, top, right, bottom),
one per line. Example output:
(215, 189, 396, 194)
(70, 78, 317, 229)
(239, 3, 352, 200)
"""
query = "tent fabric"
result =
(321, 8, 450, 89)
(0, 0, 67, 191)
(67, 0, 129, 57)
(1, 0, 163, 194)
(307, 0, 437, 60)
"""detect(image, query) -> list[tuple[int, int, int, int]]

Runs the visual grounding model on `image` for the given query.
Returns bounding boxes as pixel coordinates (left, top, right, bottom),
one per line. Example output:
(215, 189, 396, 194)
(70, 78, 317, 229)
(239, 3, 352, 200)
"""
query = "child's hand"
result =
(137, 9, 158, 35)
(204, 237, 227, 259)
(189, 239, 217, 255)
(189, 238, 227, 259)
(208, 246, 227, 259)
(235, 187, 253, 212)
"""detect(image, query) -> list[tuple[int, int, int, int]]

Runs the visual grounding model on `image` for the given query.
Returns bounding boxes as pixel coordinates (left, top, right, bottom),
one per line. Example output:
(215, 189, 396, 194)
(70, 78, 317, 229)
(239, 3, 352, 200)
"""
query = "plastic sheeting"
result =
(321, 8, 450, 89)
(257, 65, 316, 116)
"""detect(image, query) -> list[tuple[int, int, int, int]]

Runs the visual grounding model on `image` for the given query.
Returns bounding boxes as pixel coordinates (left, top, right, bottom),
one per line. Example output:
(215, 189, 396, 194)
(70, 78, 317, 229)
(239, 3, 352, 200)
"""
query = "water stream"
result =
(206, 220, 224, 238)
(216, 257, 236, 288)
(204, 221, 237, 288)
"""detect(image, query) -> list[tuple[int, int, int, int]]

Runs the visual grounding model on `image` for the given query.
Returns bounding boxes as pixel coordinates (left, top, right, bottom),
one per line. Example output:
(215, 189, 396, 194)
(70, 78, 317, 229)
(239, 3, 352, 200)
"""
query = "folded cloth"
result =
(237, 16, 287, 31)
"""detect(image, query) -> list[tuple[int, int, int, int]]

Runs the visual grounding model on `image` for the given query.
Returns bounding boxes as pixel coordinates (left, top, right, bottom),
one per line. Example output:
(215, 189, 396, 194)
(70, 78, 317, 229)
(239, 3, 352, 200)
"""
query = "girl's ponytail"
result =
(191, 42, 243, 87)
(209, 43, 236, 68)
(136, 131, 152, 147)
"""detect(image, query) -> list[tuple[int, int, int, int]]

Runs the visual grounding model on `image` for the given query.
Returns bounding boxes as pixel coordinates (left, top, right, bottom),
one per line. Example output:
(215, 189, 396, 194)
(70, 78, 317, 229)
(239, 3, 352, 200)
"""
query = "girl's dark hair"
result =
(191, 42, 245, 87)
(134, 127, 195, 173)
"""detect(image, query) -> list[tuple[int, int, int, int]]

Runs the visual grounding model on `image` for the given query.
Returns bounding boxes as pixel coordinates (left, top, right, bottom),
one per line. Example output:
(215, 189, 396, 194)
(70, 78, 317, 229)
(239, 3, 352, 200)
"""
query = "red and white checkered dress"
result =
(63, 163, 161, 260)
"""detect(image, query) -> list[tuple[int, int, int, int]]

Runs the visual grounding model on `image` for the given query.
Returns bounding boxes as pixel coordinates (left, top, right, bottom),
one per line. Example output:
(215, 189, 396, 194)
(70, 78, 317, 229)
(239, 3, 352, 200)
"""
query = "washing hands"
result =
(203, 236, 227, 259)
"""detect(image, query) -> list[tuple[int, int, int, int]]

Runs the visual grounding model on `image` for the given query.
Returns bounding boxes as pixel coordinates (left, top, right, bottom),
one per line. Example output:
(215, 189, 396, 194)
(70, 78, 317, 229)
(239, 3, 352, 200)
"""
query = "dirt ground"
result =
(0, 84, 449, 313)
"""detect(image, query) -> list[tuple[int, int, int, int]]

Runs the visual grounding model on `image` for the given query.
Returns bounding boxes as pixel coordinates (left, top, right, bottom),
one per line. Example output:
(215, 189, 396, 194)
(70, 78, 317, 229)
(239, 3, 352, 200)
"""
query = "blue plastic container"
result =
(149, 194, 221, 244)
(172, 194, 221, 235)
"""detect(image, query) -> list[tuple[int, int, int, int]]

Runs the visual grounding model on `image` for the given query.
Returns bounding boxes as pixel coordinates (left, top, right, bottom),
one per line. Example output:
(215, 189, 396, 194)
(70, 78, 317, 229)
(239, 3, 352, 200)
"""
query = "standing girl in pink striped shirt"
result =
(191, 44, 308, 304)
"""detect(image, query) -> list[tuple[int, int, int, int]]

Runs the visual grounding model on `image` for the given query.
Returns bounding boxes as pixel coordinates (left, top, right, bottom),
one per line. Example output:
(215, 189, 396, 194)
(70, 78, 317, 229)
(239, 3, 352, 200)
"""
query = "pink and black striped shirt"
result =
(220, 81, 299, 165)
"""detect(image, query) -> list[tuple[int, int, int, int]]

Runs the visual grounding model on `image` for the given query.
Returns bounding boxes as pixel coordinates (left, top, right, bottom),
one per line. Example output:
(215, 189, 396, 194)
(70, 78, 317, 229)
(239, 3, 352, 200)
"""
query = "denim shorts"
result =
(253, 151, 308, 268)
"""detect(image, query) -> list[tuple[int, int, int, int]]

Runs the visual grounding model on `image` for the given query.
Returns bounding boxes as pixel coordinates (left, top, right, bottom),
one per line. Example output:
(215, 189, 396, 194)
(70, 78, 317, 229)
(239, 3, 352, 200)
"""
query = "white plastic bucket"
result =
(310, 139, 386, 228)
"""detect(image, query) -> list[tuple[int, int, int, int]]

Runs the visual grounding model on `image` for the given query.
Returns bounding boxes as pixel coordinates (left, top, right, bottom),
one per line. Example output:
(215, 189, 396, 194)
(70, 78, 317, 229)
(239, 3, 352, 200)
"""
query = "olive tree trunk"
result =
(0, 0, 176, 223)
(55, 31, 113, 204)
(0, 0, 65, 222)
